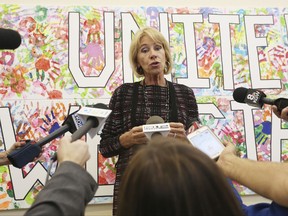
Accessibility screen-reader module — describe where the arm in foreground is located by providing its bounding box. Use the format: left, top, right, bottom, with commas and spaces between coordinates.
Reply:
24, 137, 98, 216
217, 142, 288, 208
272, 105, 288, 121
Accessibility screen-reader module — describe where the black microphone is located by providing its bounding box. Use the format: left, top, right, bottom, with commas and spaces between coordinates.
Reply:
0, 28, 21, 50
233, 87, 288, 111
143, 116, 170, 139
7, 110, 82, 168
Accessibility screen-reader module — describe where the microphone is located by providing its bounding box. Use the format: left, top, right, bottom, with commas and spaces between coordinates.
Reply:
233, 87, 288, 112
143, 116, 170, 139
70, 103, 111, 141
7, 110, 82, 168
8, 103, 112, 168
0, 28, 21, 50
51, 103, 111, 162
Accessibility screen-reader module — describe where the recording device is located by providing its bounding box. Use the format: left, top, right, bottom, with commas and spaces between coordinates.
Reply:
8, 103, 111, 168
143, 116, 170, 139
233, 87, 288, 112
187, 126, 225, 159
0, 28, 21, 50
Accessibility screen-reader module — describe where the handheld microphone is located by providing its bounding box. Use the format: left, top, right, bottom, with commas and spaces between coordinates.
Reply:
73, 103, 111, 139
8, 103, 112, 168
7, 110, 82, 168
233, 87, 288, 112
0, 28, 21, 50
143, 116, 170, 139
51, 103, 111, 161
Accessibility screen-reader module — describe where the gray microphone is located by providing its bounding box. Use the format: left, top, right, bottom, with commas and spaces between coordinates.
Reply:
146, 115, 165, 124
52, 103, 112, 161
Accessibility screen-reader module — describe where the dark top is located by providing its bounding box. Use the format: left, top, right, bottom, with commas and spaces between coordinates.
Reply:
99, 80, 199, 216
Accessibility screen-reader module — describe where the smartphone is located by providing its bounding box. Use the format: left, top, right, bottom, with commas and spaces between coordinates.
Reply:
187, 126, 225, 159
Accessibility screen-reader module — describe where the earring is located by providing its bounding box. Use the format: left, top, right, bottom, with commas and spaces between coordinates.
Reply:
137, 66, 143, 74
164, 61, 170, 73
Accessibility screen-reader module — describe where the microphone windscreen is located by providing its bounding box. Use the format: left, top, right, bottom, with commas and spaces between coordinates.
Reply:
233, 87, 248, 103
85, 103, 109, 128
146, 115, 164, 124
0, 28, 21, 50
89, 103, 109, 109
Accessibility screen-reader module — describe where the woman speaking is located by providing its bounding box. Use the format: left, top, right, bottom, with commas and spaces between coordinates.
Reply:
99, 26, 199, 216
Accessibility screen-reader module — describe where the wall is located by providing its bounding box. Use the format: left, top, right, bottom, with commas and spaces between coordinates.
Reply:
0, 0, 286, 215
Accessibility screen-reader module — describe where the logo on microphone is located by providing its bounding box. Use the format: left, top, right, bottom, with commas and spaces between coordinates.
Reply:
143, 124, 170, 131
247, 91, 260, 103
244, 89, 264, 108
78, 107, 111, 118
143, 123, 171, 139
72, 114, 84, 129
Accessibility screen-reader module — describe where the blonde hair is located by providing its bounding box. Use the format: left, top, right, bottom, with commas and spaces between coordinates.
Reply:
129, 27, 172, 78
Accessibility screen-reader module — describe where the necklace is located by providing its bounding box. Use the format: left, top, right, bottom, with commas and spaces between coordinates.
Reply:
142, 79, 170, 122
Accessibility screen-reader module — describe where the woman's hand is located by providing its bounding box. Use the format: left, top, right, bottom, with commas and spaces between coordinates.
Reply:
119, 126, 149, 148
168, 122, 186, 140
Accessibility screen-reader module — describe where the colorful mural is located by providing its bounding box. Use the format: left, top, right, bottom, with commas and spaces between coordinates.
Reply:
0, 4, 288, 210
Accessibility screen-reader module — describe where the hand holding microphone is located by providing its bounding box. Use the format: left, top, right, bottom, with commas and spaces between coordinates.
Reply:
119, 116, 169, 148
233, 87, 288, 112
119, 126, 148, 148
143, 116, 186, 139
8, 103, 111, 168
272, 105, 288, 121
168, 122, 186, 139
7, 109, 81, 168
143, 116, 171, 139
120, 115, 187, 148
57, 136, 90, 167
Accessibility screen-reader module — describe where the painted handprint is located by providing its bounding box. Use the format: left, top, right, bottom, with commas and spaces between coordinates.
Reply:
40, 110, 61, 135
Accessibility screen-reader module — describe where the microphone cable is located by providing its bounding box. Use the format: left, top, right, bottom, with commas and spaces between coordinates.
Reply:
45, 152, 58, 185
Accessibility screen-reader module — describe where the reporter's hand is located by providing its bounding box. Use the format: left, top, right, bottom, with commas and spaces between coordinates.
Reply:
217, 141, 237, 176
0, 141, 27, 165
57, 136, 90, 167
272, 105, 288, 121
119, 126, 148, 148
6, 141, 26, 156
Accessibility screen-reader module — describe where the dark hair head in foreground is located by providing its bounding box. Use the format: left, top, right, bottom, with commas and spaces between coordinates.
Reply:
117, 137, 244, 216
